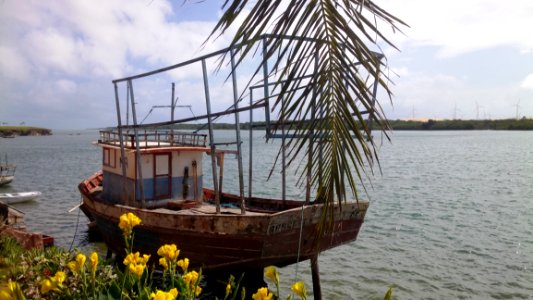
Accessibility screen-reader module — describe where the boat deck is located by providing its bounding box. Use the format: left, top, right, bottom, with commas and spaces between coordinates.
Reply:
151, 204, 269, 216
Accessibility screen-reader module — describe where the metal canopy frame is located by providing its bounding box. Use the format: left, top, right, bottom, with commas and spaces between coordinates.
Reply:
110, 34, 383, 213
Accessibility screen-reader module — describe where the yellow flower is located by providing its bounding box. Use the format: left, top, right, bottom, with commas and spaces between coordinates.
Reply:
182, 270, 199, 286
252, 287, 273, 300
90, 252, 99, 272
264, 266, 279, 284
123, 252, 150, 277
53, 271, 66, 285
159, 257, 169, 270
177, 258, 189, 272
40, 270, 66, 295
76, 253, 86, 267
225, 283, 232, 296
195, 286, 202, 297
7, 281, 19, 294
157, 244, 180, 262
67, 261, 78, 273
291, 281, 307, 299
149, 288, 178, 300
119, 212, 141, 236
141, 254, 151, 264
0, 280, 21, 300
40, 279, 54, 295
123, 252, 139, 266
129, 263, 146, 277
6, 282, 15, 292
68, 253, 86, 274
169, 288, 178, 298
0, 289, 12, 300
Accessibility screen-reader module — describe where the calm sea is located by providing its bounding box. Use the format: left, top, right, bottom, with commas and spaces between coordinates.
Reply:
1, 130, 532, 299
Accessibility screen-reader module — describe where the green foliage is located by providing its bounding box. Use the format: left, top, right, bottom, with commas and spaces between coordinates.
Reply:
383, 287, 393, 300
1, 235, 395, 299
0, 126, 52, 136
384, 118, 533, 130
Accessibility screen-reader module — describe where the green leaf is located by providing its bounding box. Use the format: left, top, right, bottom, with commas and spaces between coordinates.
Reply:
384, 287, 393, 300
209, 0, 407, 233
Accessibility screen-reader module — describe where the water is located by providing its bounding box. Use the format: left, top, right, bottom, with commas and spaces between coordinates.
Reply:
1, 130, 532, 299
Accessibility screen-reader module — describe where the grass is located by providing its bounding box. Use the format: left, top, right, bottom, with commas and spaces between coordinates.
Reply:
0, 126, 52, 136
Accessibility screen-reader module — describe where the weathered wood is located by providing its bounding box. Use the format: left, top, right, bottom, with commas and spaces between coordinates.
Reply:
79, 177, 368, 271
311, 255, 322, 300
218, 153, 225, 198
1, 227, 53, 249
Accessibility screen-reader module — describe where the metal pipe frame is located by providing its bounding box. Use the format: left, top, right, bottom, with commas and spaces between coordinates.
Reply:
202, 59, 220, 213
230, 49, 246, 214
128, 80, 146, 208
113, 83, 130, 206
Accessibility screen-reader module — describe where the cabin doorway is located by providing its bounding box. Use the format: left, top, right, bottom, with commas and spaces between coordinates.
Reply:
153, 153, 171, 199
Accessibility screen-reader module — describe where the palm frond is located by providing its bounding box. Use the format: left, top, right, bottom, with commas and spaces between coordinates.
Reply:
209, 0, 406, 220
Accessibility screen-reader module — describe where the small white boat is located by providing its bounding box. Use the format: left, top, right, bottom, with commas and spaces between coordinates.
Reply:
0, 191, 41, 204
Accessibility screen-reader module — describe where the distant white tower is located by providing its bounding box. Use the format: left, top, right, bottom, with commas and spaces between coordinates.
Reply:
515, 99, 521, 119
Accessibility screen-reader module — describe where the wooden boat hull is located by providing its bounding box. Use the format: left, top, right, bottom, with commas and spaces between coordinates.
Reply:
79, 174, 368, 271
0, 162, 16, 186
0, 176, 14, 186
0, 202, 54, 249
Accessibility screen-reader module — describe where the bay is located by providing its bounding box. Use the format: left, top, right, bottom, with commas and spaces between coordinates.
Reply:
1, 130, 532, 299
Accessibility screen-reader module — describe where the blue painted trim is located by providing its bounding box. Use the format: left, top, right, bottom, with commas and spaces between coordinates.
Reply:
103, 171, 203, 203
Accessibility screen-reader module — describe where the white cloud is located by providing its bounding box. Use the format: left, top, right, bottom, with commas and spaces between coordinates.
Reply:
520, 74, 533, 90
24, 28, 84, 75
0, 0, 227, 81
379, 0, 533, 57
0, 46, 31, 80
56, 79, 77, 94
1, 0, 531, 128
0, 0, 238, 128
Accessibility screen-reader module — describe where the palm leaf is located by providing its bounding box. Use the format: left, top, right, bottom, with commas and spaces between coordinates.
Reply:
209, 1, 406, 224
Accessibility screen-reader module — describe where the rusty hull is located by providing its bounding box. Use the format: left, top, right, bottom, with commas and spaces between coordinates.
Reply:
79, 179, 368, 271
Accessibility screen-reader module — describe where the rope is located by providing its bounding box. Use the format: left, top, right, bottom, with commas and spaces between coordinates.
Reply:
294, 203, 306, 281
68, 199, 83, 252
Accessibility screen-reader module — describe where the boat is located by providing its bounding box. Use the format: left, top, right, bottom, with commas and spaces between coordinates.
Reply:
0, 191, 41, 204
79, 34, 381, 273
0, 170, 15, 186
0, 155, 16, 186
0, 201, 54, 249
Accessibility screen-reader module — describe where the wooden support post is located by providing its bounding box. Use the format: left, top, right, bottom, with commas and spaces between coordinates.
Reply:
311, 255, 322, 300
218, 153, 225, 198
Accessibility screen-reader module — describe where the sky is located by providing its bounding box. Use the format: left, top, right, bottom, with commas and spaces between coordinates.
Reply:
1, 0, 533, 129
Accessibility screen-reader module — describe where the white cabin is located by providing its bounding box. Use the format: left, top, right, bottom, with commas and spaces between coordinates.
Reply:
97, 130, 208, 207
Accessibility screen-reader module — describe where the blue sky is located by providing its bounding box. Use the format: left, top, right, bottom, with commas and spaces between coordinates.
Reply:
1, 0, 532, 129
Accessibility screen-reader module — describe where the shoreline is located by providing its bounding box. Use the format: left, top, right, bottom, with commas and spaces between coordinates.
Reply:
0, 126, 52, 137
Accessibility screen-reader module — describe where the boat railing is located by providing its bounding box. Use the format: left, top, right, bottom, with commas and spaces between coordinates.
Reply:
0, 164, 16, 176
108, 34, 383, 212
98, 129, 207, 149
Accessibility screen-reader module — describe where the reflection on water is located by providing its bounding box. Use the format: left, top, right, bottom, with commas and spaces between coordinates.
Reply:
1, 130, 532, 298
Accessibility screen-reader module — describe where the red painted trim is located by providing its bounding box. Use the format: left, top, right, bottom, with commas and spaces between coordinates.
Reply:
142, 147, 210, 154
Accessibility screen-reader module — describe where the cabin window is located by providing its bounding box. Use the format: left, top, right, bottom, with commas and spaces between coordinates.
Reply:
103, 148, 116, 168
153, 153, 171, 199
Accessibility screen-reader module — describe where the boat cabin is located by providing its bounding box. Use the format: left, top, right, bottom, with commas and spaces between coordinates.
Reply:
97, 129, 208, 208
